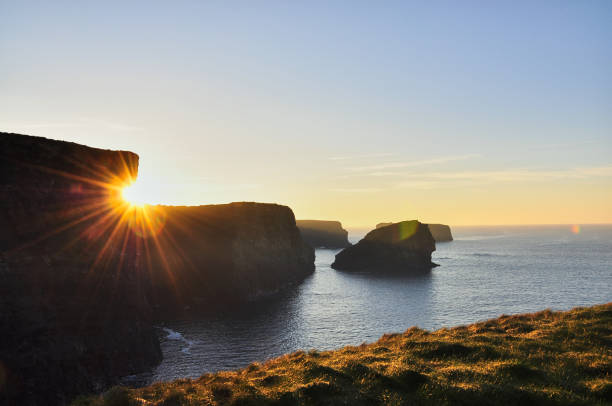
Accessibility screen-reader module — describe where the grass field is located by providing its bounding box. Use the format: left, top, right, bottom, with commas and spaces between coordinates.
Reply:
74, 303, 612, 405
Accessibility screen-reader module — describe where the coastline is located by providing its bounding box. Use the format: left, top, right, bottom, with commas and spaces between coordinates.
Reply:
76, 302, 612, 405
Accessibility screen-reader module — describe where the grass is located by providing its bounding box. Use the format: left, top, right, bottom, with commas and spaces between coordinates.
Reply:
74, 303, 612, 405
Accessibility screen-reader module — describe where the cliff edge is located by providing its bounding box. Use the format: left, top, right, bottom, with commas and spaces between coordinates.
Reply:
332, 220, 436, 272
296, 220, 351, 249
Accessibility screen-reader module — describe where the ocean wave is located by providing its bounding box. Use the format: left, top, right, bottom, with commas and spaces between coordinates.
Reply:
162, 327, 184, 341
471, 253, 508, 257
161, 327, 197, 354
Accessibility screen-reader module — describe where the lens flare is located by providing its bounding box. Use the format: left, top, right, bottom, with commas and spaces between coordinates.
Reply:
398, 220, 419, 241
125, 205, 167, 238
571, 224, 580, 234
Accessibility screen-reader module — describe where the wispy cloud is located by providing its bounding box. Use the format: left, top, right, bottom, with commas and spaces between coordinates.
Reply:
330, 187, 383, 193
224, 183, 262, 190
528, 140, 598, 151
346, 154, 480, 172
329, 152, 396, 161
391, 165, 612, 189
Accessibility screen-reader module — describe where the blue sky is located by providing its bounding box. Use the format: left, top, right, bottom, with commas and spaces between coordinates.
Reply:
1, 1, 611, 225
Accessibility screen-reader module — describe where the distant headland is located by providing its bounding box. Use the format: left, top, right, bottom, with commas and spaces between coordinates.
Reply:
296, 220, 351, 249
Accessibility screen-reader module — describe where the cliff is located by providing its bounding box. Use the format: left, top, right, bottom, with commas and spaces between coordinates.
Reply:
296, 220, 351, 249
332, 220, 436, 272
81, 303, 612, 405
145, 203, 314, 316
427, 223, 453, 242
377, 222, 453, 242
0, 132, 314, 405
0, 132, 161, 406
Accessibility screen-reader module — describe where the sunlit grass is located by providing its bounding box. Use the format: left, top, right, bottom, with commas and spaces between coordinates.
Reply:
73, 303, 612, 405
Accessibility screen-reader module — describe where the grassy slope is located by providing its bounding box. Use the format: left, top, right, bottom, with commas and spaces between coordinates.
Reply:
75, 303, 612, 406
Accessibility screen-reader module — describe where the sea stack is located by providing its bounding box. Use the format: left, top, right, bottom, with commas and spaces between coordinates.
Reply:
377, 222, 453, 242
296, 220, 351, 248
332, 220, 436, 272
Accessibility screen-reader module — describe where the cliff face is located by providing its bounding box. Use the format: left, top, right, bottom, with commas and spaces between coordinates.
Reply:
427, 224, 453, 242
377, 222, 453, 242
296, 220, 351, 249
332, 220, 436, 272
0, 132, 315, 405
0, 132, 161, 406
144, 203, 314, 316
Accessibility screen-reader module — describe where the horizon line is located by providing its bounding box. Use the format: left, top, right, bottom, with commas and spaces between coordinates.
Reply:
344, 222, 612, 229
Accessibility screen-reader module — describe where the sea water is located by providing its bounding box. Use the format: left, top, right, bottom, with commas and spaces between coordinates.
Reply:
126, 225, 612, 385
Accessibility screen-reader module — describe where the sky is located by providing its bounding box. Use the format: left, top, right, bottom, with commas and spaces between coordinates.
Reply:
1, 1, 611, 227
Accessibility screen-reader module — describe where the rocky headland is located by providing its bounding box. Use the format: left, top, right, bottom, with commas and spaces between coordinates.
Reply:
0, 132, 314, 405
296, 220, 351, 249
333, 220, 436, 272
377, 222, 453, 242
146, 203, 314, 317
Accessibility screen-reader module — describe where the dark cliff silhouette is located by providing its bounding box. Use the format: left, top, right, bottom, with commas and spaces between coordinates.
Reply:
0, 132, 160, 406
296, 220, 351, 249
0, 132, 314, 405
145, 203, 314, 317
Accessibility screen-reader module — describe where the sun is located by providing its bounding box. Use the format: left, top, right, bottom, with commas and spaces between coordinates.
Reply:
121, 183, 147, 207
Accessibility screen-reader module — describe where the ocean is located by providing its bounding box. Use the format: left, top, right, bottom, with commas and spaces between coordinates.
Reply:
125, 224, 612, 385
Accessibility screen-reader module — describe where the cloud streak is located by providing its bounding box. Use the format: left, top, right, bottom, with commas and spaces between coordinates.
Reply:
329, 152, 396, 161
331, 165, 612, 193
392, 165, 612, 189
346, 154, 481, 172
330, 187, 383, 193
